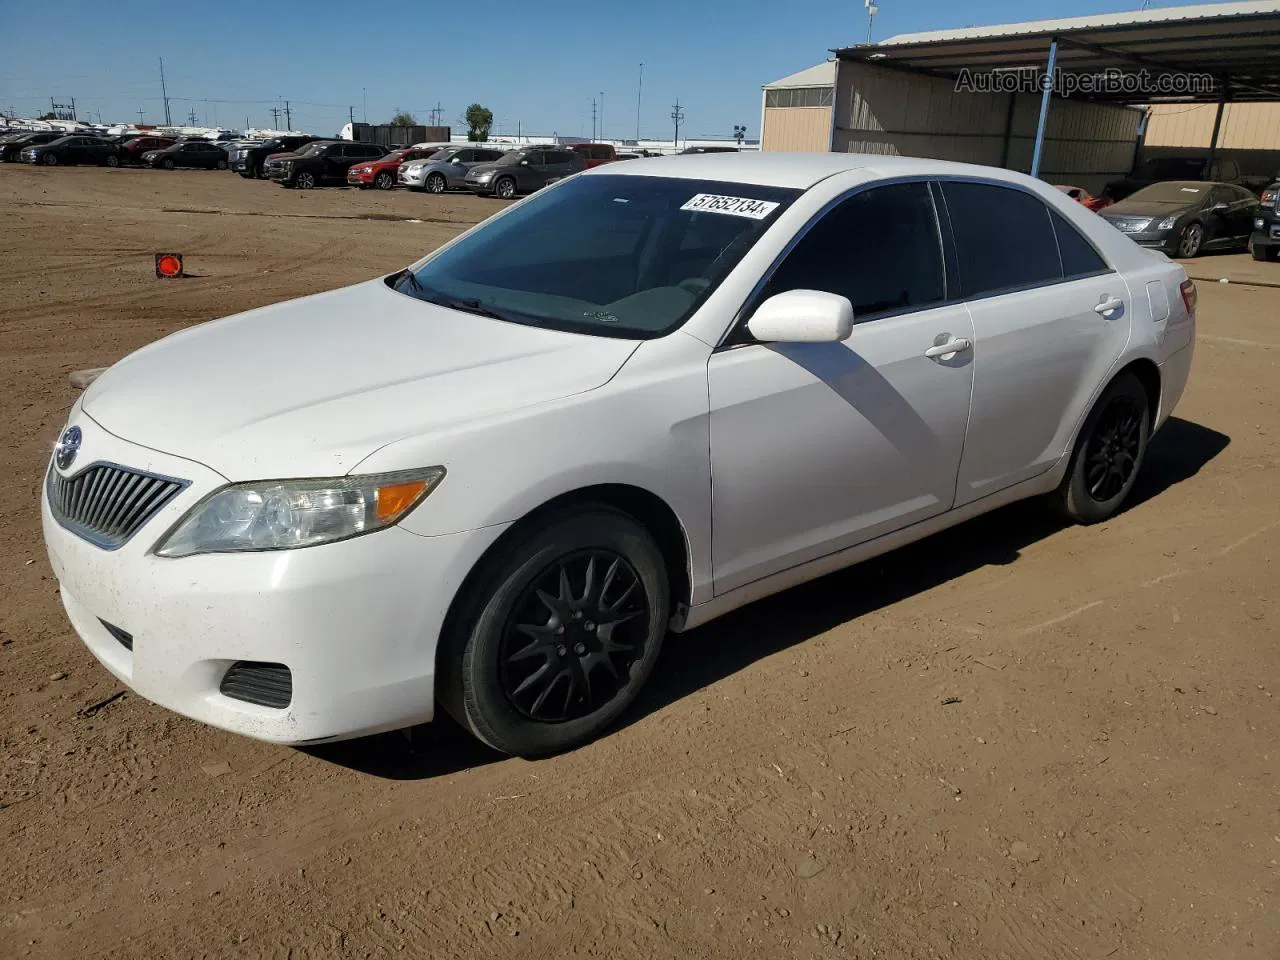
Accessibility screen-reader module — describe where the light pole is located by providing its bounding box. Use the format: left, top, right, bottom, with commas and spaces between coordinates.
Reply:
671, 100, 684, 152
599, 90, 604, 141
636, 63, 643, 142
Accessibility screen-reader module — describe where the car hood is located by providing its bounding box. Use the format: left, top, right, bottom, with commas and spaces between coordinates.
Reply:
1102, 198, 1198, 219
81, 279, 640, 480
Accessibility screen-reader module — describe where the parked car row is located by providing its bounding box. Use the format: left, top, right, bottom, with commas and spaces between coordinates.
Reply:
0, 130, 232, 169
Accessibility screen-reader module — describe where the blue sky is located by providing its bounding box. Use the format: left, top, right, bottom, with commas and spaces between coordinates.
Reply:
0, 1, 1221, 138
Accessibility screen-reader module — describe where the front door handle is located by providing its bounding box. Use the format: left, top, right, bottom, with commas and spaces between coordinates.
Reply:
924, 337, 973, 360
1095, 296, 1124, 316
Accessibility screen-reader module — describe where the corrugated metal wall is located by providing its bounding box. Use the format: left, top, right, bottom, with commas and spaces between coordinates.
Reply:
826, 61, 1142, 194
761, 106, 830, 152
1143, 103, 1280, 178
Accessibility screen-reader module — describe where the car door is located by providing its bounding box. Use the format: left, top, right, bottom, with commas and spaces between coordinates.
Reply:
1226, 185, 1259, 240
707, 180, 976, 594
941, 180, 1131, 507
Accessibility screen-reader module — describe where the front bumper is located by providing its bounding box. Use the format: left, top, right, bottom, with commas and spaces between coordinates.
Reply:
465, 179, 495, 195
1251, 224, 1280, 249
347, 170, 376, 186
41, 412, 508, 744
399, 168, 427, 187
1123, 230, 1178, 254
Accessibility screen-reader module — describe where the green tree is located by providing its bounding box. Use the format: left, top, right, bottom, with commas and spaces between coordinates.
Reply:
39, 111, 58, 121
389, 112, 418, 127
464, 104, 493, 142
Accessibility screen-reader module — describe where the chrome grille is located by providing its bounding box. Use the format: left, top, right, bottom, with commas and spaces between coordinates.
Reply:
47, 462, 187, 550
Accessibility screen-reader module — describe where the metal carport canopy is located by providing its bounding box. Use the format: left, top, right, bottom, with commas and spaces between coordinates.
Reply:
833, 1, 1280, 176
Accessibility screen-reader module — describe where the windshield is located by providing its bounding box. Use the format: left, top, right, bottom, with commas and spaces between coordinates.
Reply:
1127, 181, 1207, 204
495, 150, 526, 165
294, 142, 327, 156
393, 174, 799, 339
433, 147, 460, 162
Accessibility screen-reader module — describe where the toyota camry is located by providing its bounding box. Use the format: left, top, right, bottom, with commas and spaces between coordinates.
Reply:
42, 153, 1196, 756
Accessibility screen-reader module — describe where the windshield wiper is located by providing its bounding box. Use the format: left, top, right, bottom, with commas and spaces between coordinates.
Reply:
393, 272, 528, 324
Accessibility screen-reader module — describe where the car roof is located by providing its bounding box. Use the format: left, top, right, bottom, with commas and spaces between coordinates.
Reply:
582, 152, 1054, 191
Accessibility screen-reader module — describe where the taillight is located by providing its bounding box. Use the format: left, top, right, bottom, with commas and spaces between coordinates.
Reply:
1179, 278, 1197, 315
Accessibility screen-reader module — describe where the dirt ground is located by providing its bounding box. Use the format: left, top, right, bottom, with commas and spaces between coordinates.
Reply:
1, 166, 1277, 960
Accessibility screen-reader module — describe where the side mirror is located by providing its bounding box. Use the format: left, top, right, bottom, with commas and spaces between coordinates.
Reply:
747, 290, 854, 344
520, 158, 530, 166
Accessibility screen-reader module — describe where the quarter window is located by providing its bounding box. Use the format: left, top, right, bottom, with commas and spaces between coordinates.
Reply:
942, 182, 1063, 297
1049, 210, 1108, 278
762, 181, 946, 319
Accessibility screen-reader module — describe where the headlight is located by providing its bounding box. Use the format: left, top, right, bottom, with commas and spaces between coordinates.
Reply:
473, 171, 493, 182
357, 165, 372, 173
154, 467, 445, 557
1156, 216, 1178, 231
1257, 218, 1267, 229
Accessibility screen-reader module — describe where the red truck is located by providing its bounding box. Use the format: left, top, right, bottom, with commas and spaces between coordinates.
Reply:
569, 143, 616, 169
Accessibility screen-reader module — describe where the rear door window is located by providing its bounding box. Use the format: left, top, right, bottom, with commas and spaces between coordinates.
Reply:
942, 181, 1063, 298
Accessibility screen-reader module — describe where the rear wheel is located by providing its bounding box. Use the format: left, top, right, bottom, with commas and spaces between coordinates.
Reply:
1052, 373, 1151, 524
494, 176, 517, 200
216, 159, 228, 170
375, 170, 394, 190
1177, 221, 1204, 258
255, 163, 268, 180
440, 506, 669, 757
426, 172, 447, 194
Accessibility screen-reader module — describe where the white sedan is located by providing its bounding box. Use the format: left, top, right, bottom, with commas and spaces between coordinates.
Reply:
42, 153, 1196, 756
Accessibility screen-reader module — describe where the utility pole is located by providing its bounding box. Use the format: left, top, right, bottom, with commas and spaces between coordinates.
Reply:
636, 63, 643, 141
270, 106, 280, 128
284, 100, 292, 131
349, 105, 355, 126
137, 108, 145, 125
599, 91, 605, 141
865, 0, 879, 45
671, 99, 684, 152
591, 97, 597, 141
159, 58, 172, 126
362, 88, 367, 122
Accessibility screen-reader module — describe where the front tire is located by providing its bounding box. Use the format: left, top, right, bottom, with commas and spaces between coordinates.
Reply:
105, 155, 120, 168
216, 159, 228, 170
161, 157, 175, 170
493, 176, 517, 200
1177, 221, 1205, 258
426, 172, 447, 194
42, 153, 58, 166
1052, 373, 1151, 524
441, 506, 669, 757
1251, 242, 1277, 262
375, 171, 394, 190
295, 171, 316, 190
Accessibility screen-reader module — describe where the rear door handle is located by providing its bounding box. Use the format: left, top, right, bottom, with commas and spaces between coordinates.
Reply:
924, 337, 973, 359
1095, 296, 1124, 315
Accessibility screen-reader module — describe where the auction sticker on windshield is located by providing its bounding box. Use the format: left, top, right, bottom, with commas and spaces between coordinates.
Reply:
680, 194, 780, 219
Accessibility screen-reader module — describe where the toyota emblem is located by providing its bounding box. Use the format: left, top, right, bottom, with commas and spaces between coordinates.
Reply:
54, 425, 82, 471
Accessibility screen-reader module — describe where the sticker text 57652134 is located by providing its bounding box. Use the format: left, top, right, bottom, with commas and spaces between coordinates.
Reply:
680, 194, 781, 220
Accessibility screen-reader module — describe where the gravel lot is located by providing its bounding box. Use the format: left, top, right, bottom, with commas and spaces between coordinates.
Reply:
2, 165, 1277, 960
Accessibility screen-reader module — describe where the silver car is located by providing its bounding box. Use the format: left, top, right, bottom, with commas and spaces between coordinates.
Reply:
398, 146, 506, 192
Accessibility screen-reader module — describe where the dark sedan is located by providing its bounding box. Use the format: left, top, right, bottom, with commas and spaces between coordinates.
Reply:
19, 135, 123, 167
1099, 181, 1258, 258
142, 141, 229, 170
0, 131, 66, 162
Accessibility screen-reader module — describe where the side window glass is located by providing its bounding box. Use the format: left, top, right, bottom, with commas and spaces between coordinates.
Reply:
942, 182, 1063, 297
1050, 209, 1108, 278
763, 181, 946, 319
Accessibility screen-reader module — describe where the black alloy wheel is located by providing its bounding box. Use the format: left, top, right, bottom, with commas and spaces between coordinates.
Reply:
375, 170, 394, 190
1052, 372, 1150, 524
440, 505, 669, 757
1082, 396, 1143, 502
499, 550, 650, 723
